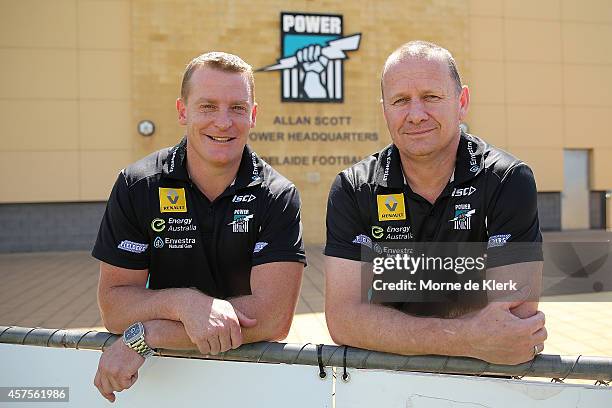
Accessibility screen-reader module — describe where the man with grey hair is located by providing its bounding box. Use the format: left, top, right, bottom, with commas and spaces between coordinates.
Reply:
324, 41, 546, 365
92, 51, 305, 401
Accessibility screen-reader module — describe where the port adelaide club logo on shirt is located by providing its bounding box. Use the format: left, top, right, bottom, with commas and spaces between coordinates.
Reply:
258, 12, 361, 103
229, 209, 253, 233
450, 204, 476, 230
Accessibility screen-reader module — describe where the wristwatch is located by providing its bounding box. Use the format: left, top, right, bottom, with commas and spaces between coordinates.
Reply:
123, 322, 156, 358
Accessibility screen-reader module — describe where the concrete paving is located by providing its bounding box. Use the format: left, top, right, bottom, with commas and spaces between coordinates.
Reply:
1, 236, 611, 359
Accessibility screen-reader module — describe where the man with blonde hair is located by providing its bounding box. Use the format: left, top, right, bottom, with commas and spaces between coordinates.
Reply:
92, 52, 305, 401
325, 41, 546, 365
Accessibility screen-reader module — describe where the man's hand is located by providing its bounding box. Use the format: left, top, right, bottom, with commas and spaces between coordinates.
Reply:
94, 340, 144, 403
178, 290, 257, 355
296, 44, 329, 98
297, 44, 329, 74
461, 299, 547, 365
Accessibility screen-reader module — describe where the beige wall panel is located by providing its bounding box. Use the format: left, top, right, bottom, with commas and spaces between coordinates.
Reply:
80, 101, 132, 150
507, 105, 564, 148
561, 0, 612, 23
506, 63, 563, 105
564, 65, 612, 107
0, 0, 76, 48
78, 0, 131, 50
591, 149, 612, 191
504, 20, 561, 62
470, 17, 503, 60
469, 0, 503, 16
465, 104, 506, 148
0, 49, 77, 99
79, 150, 131, 200
504, 148, 563, 191
563, 23, 612, 64
565, 107, 612, 148
0, 151, 79, 203
469, 61, 505, 103
79, 50, 131, 99
504, 0, 561, 19
0, 100, 78, 151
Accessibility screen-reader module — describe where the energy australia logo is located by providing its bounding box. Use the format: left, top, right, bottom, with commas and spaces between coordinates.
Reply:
259, 12, 361, 103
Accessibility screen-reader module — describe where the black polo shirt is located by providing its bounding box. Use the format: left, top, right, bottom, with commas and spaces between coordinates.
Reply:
93, 138, 306, 299
325, 132, 543, 267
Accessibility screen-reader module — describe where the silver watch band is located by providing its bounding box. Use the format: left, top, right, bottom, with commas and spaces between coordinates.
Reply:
129, 337, 155, 358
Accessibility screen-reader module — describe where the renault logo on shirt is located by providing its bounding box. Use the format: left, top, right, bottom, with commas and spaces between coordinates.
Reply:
377, 194, 406, 221
159, 188, 187, 213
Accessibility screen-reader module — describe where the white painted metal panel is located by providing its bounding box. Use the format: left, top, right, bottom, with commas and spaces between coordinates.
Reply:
291, 68, 298, 97
0, 344, 332, 408
326, 61, 334, 98
335, 368, 612, 407
334, 60, 341, 99
283, 69, 291, 98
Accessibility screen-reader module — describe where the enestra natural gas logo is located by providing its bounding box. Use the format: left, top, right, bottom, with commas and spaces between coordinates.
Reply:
258, 12, 361, 103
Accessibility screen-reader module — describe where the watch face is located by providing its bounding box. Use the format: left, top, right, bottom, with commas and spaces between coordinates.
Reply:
124, 323, 142, 343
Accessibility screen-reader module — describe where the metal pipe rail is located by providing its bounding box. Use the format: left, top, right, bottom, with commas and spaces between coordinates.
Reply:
1, 325, 611, 382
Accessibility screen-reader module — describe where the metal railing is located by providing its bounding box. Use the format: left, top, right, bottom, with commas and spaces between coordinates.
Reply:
1, 325, 611, 383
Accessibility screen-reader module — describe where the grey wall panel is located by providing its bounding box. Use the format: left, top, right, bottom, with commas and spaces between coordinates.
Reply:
537, 192, 561, 231
590, 191, 607, 230
0, 202, 106, 253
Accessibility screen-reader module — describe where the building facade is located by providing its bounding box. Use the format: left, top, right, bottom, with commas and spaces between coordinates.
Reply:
0, 0, 611, 251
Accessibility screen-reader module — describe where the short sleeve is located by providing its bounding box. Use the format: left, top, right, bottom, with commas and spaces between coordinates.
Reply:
92, 172, 150, 270
251, 185, 306, 266
324, 174, 369, 261
486, 164, 543, 268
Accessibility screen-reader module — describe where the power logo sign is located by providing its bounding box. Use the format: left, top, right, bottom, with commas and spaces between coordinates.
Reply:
377, 194, 406, 221
159, 188, 187, 213
259, 12, 361, 103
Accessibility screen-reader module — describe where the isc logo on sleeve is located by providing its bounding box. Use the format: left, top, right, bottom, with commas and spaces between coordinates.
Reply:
377, 194, 406, 221
159, 188, 187, 213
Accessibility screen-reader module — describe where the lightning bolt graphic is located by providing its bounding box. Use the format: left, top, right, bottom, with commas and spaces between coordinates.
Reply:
228, 214, 254, 226
449, 209, 476, 222
258, 34, 361, 72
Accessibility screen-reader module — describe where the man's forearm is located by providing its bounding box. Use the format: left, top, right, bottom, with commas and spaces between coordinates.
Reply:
115, 296, 284, 352
227, 262, 303, 343
487, 261, 543, 319
328, 302, 468, 357
141, 319, 196, 350
229, 294, 293, 343
98, 286, 197, 333
100, 285, 289, 344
